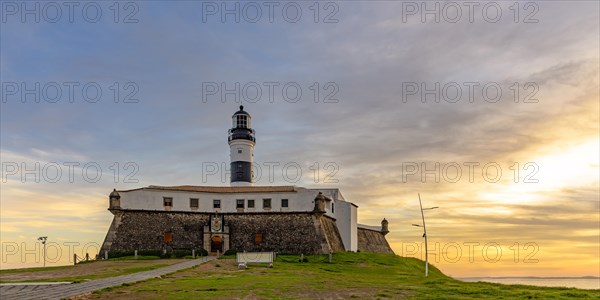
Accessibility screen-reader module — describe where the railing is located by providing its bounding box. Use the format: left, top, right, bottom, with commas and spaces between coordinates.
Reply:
74, 253, 92, 265
228, 129, 256, 142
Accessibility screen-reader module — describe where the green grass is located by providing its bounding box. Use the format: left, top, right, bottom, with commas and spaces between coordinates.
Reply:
0, 265, 73, 274
35, 264, 171, 283
0, 260, 174, 283
88, 252, 600, 299
108, 255, 163, 260
0, 256, 166, 275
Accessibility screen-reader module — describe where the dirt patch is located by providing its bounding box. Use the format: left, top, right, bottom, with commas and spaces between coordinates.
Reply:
197, 259, 239, 271
0, 259, 183, 282
75, 289, 154, 300
167, 259, 240, 279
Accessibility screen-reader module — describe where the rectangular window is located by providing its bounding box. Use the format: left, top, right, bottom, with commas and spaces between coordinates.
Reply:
163, 197, 173, 207
254, 233, 263, 245
213, 200, 221, 209
248, 199, 255, 208
164, 231, 173, 244
263, 198, 271, 209
281, 199, 288, 208
236, 199, 244, 209
190, 198, 199, 208
331, 202, 334, 213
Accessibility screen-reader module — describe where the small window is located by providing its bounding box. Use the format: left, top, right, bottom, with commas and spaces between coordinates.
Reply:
281, 199, 288, 208
238, 149, 242, 154
331, 202, 334, 213
190, 198, 199, 208
254, 233, 263, 244
248, 199, 255, 208
236, 199, 244, 209
263, 198, 271, 209
163, 197, 173, 207
164, 231, 172, 244
213, 200, 221, 209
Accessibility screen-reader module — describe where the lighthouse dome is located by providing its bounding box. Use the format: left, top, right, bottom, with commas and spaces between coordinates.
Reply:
233, 105, 250, 116
231, 105, 252, 129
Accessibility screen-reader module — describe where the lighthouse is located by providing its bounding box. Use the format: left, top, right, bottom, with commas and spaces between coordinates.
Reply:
228, 105, 256, 186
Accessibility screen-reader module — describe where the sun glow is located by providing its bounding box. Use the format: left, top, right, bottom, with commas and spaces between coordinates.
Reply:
479, 138, 599, 204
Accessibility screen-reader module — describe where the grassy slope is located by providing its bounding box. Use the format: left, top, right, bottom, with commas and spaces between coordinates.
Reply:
0, 257, 174, 283
86, 252, 600, 299
0, 265, 73, 274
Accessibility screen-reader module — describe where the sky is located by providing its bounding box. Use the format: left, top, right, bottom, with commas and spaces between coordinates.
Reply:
0, 1, 598, 277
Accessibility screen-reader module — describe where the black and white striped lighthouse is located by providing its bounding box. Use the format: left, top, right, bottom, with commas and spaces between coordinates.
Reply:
228, 106, 256, 186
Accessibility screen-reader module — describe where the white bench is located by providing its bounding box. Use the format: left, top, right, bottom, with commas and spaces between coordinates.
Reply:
236, 252, 274, 269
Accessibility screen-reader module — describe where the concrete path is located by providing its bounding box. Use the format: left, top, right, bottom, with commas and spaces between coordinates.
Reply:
0, 256, 215, 300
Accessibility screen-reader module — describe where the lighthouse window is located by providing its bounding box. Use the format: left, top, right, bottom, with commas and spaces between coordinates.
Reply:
163, 197, 173, 207
247, 199, 255, 208
281, 199, 288, 208
263, 198, 271, 209
236, 115, 248, 128
213, 200, 221, 209
236, 199, 245, 209
238, 149, 242, 154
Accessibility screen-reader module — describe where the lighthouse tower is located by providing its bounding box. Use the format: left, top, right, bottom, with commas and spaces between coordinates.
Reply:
228, 106, 256, 186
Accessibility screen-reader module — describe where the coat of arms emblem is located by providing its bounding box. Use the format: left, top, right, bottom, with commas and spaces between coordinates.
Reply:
211, 214, 222, 232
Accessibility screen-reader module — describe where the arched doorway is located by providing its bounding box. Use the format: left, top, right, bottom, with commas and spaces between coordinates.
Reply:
211, 235, 223, 253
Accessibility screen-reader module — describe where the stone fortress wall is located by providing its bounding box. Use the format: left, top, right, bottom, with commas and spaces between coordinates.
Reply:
101, 210, 348, 254
357, 227, 394, 254
101, 210, 394, 255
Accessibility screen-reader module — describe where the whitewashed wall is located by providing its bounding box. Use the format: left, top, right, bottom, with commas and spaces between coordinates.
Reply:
334, 201, 358, 251
115, 186, 356, 251
118, 187, 342, 215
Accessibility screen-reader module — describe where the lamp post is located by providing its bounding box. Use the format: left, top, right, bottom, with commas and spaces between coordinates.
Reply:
412, 194, 438, 277
37, 236, 47, 267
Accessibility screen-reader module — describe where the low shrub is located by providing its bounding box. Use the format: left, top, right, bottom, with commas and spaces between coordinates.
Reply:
172, 250, 191, 258
138, 250, 164, 257
107, 250, 135, 259
106, 248, 208, 259
223, 249, 238, 256
196, 248, 209, 257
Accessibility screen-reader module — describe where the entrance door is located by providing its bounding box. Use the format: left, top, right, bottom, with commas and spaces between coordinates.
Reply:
210, 236, 223, 253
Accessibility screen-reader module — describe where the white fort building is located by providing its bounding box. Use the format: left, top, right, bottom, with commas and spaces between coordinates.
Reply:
101, 106, 392, 255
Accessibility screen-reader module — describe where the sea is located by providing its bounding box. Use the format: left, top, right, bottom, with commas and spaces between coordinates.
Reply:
458, 277, 600, 290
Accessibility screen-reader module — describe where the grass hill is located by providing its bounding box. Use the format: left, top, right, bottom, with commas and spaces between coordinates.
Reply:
79, 252, 599, 299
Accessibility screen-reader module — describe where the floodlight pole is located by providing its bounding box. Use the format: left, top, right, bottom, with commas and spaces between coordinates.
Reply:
414, 194, 438, 277
38, 236, 47, 267
419, 194, 428, 277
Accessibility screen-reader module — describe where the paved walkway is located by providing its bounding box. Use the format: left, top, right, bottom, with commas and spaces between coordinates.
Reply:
0, 256, 215, 300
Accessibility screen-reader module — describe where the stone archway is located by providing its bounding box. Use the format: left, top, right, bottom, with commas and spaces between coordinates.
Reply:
203, 215, 229, 254
210, 235, 223, 252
